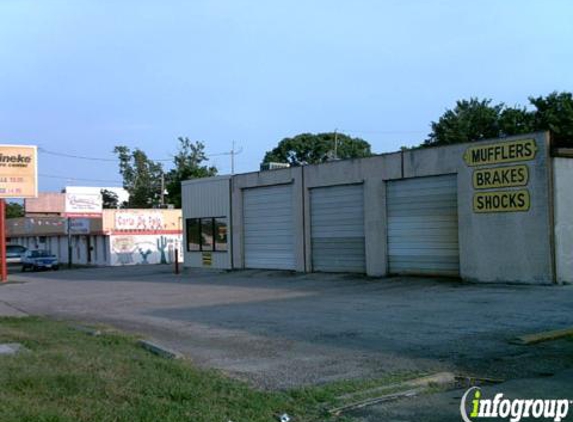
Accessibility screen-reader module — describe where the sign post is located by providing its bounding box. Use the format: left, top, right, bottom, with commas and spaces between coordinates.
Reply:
0, 200, 7, 282
0, 145, 38, 282
67, 217, 73, 269
174, 248, 179, 275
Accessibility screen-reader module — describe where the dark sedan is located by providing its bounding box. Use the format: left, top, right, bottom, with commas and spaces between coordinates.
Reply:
21, 250, 59, 272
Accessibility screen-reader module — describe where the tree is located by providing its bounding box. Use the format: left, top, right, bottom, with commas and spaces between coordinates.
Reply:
113, 146, 164, 208
498, 106, 535, 138
5, 202, 24, 219
529, 91, 573, 148
165, 137, 217, 208
425, 98, 507, 146
101, 189, 120, 209
424, 91, 573, 147
262, 132, 372, 166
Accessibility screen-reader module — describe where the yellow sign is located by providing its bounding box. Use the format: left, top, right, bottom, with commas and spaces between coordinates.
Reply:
0, 145, 38, 198
473, 190, 530, 213
473, 165, 529, 189
463, 139, 537, 167
202, 252, 212, 266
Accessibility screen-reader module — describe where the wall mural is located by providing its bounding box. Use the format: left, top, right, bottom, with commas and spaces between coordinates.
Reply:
110, 234, 183, 266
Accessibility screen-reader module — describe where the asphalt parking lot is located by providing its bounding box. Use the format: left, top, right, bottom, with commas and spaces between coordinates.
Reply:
1, 265, 572, 394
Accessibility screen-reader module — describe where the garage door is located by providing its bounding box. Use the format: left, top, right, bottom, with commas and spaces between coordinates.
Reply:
387, 175, 459, 276
243, 184, 295, 270
310, 184, 365, 273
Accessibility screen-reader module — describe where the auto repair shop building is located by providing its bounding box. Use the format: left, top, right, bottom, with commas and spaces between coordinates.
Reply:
182, 132, 573, 284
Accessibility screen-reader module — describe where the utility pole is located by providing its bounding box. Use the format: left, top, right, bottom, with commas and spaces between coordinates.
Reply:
160, 172, 165, 207
231, 141, 235, 175
67, 216, 73, 269
333, 129, 339, 160
209, 142, 243, 175
229, 142, 243, 175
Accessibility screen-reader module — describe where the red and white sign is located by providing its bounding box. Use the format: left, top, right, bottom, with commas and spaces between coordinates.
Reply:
64, 193, 102, 218
0, 144, 38, 199
114, 210, 164, 231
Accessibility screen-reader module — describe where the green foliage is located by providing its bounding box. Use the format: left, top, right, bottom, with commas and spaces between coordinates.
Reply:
165, 137, 217, 208
424, 91, 573, 147
498, 106, 535, 137
113, 146, 164, 208
529, 91, 573, 147
5, 202, 24, 219
263, 132, 372, 166
113, 139, 216, 209
100, 189, 119, 209
0, 317, 360, 422
425, 98, 508, 146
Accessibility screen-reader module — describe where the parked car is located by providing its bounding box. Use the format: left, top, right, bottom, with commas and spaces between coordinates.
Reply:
21, 250, 59, 271
6, 244, 27, 264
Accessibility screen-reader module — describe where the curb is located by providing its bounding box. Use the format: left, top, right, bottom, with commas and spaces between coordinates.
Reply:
138, 339, 184, 359
510, 326, 573, 345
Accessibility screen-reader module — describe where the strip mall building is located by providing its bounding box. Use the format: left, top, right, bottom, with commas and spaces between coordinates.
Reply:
182, 132, 573, 284
7, 192, 183, 266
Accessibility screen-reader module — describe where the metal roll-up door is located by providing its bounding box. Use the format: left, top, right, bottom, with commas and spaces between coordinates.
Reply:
311, 184, 365, 273
243, 184, 295, 270
387, 174, 459, 276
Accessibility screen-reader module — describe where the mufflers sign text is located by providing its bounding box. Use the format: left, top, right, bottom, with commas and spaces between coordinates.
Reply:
465, 139, 537, 213
463, 138, 537, 166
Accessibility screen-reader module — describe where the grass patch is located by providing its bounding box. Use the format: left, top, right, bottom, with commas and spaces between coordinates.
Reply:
0, 317, 316, 422
0, 317, 419, 422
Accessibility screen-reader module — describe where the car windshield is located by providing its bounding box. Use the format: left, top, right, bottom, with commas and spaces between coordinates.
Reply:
30, 250, 53, 258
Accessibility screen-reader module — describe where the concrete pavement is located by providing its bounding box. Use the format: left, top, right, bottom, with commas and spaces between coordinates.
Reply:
0, 266, 572, 392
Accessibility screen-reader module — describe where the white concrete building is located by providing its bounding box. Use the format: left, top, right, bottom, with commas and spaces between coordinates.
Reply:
182, 132, 573, 285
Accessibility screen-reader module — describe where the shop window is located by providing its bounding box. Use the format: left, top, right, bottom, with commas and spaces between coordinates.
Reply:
214, 218, 228, 252
186, 219, 200, 251
201, 218, 213, 251
186, 217, 227, 252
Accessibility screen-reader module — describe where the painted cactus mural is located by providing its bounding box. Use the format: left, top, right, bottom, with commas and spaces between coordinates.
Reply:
157, 236, 168, 264
110, 234, 182, 266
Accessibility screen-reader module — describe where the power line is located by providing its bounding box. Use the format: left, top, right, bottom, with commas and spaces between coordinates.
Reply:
39, 173, 123, 184
38, 147, 238, 162
38, 147, 171, 162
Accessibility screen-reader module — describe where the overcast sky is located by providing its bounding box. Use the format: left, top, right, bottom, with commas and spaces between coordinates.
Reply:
0, 0, 571, 192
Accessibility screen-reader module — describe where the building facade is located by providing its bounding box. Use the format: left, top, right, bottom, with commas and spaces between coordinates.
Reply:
181, 176, 232, 269
7, 208, 183, 267
183, 132, 571, 284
